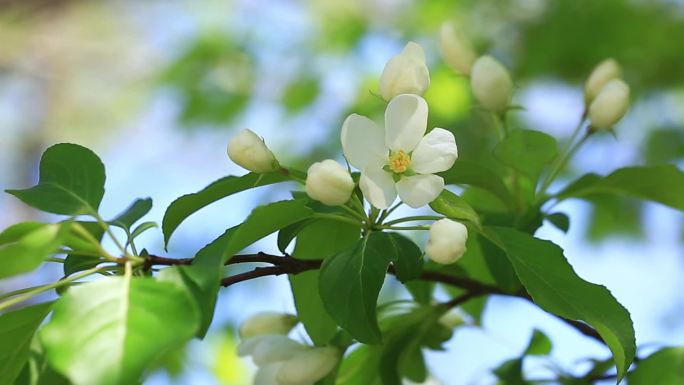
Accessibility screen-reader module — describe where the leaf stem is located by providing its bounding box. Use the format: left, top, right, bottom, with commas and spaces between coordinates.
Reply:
538, 130, 592, 197
383, 216, 443, 226
340, 204, 367, 222
312, 213, 363, 227
378, 202, 403, 222
0, 266, 104, 311
71, 223, 120, 263
376, 225, 430, 231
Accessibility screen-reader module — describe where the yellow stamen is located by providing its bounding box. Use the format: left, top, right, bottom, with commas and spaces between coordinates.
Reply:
388, 150, 411, 174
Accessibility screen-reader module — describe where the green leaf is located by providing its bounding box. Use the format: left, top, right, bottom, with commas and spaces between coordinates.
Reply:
493, 358, 529, 385
13, 338, 70, 385
128, 221, 158, 242
6, 144, 105, 215
289, 219, 360, 345
109, 198, 152, 230
282, 77, 320, 113
524, 329, 552, 356
429, 189, 481, 227
277, 219, 314, 254
62, 222, 104, 276
494, 129, 557, 183
386, 233, 423, 283
162, 171, 301, 246
546, 212, 570, 233
40, 277, 200, 385
556, 165, 684, 212
440, 160, 515, 209
629, 347, 684, 385
319, 232, 396, 343
0, 302, 53, 385
0, 223, 63, 279
213, 200, 314, 263
486, 227, 636, 381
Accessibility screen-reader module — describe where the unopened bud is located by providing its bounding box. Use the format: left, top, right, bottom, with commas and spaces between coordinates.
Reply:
588, 79, 630, 130
238, 312, 297, 339
470, 56, 513, 114
227, 129, 280, 173
584, 59, 621, 105
439, 22, 476, 76
426, 219, 468, 264
305, 159, 355, 206
439, 311, 465, 329
254, 362, 283, 385
379, 42, 430, 101
251, 335, 307, 366
277, 346, 340, 385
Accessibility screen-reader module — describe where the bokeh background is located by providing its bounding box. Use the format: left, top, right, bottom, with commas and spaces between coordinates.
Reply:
1, 0, 683, 384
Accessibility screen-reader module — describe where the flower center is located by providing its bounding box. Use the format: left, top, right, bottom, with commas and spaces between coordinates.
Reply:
388, 150, 411, 174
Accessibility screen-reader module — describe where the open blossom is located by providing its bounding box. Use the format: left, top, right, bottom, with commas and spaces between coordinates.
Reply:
588, 79, 630, 129
305, 159, 355, 206
584, 58, 621, 105
425, 219, 468, 264
227, 129, 280, 173
379, 42, 430, 101
341, 94, 458, 209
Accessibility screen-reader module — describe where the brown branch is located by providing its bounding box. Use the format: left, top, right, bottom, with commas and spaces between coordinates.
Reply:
146, 252, 605, 345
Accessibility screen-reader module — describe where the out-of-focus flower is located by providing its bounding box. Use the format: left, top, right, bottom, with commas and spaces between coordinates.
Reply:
305, 159, 355, 206
470, 56, 513, 114
379, 42, 430, 101
238, 312, 297, 339
277, 346, 340, 385
425, 219, 468, 264
588, 79, 630, 129
584, 59, 621, 105
341, 94, 457, 209
439, 22, 476, 76
227, 129, 280, 173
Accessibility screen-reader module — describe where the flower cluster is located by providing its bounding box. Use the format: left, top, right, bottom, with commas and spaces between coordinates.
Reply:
237, 312, 340, 384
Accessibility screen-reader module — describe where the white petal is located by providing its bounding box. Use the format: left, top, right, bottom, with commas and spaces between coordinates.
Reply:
341, 114, 387, 170
255, 362, 284, 385
378, 42, 430, 101
395, 174, 444, 208
411, 128, 458, 174
252, 335, 307, 366
237, 335, 269, 357
385, 94, 428, 152
359, 166, 397, 209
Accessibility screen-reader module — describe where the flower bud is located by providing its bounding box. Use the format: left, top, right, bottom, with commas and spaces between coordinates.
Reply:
439, 22, 476, 76
470, 56, 513, 114
425, 219, 468, 264
588, 79, 630, 130
227, 129, 280, 173
305, 159, 355, 206
584, 59, 621, 105
254, 362, 283, 385
277, 346, 340, 385
238, 312, 297, 339
251, 335, 307, 366
439, 310, 465, 329
379, 41, 430, 101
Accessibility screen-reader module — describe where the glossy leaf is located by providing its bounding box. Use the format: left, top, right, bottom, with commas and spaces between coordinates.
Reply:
429, 189, 481, 227
440, 160, 515, 209
319, 232, 396, 343
494, 129, 557, 183
109, 198, 152, 230
290, 219, 360, 345
487, 227, 636, 381
628, 347, 684, 385
162, 171, 302, 246
0, 302, 53, 385
557, 165, 684, 212
386, 233, 423, 283
0, 223, 63, 279
6, 144, 105, 215
40, 277, 200, 385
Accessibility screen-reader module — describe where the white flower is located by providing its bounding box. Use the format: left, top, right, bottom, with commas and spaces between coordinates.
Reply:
254, 362, 284, 385
239, 312, 297, 339
470, 56, 513, 114
341, 94, 457, 209
305, 159, 355, 206
588, 79, 630, 129
277, 347, 340, 385
425, 219, 468, 264
584, 59, 621, 105
228, 129, 280, 173
439, 22, 476, 76
379, 42, 430, 101
250, 335, 307, 366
